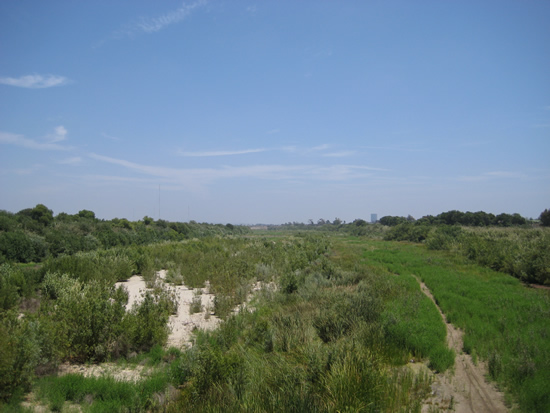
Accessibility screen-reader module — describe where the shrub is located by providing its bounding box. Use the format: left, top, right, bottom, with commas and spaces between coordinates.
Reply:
0, 264, 24, 311
426, 225, 463, 251
42, 272, 129, 361
189, 289, 203, 314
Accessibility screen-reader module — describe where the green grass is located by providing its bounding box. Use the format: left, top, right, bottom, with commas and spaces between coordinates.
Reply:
34, 371, 171, 412
18, 233, 544, 411
353, 238, 550, 412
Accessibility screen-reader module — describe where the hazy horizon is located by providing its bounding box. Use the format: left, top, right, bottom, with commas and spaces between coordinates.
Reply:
1, 1, 549, 224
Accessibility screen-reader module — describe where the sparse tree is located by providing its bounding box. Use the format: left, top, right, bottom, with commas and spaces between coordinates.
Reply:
540, 209, 550, 227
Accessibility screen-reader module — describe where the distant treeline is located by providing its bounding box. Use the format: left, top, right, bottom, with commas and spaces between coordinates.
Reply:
0, 204, 250, 264
273, 209, 546, 230
271, 209, 550, 285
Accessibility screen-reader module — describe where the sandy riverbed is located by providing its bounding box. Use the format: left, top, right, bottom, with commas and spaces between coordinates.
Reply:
115, 270, 222, 348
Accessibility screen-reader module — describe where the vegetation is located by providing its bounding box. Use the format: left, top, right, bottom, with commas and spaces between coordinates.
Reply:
0, 204, 250, 264
357, 240, 550, 412
1, 205, 549, 412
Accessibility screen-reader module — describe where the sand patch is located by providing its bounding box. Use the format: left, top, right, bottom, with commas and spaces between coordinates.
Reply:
115, 270, 222, 348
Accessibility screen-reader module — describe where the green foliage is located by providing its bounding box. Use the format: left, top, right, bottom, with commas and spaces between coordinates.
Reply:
77, 209, 96, 220
361, 240, 550, 412
0, 311, 59, 402
457, 228, 550, 285
1, 204, 252, 265
42, 250, 135, 284
126, 289, 173, 352
42, 272, 129, 361
384, 222, 431, 242
166, 236, 439, 412
0, 231, 46, 263
540, 208, 550, 227
379, 215, 408, 226
0, 264, 26, 311
189, 289, 203, 314
35, 371, 170, 412
425, 225, 463, 251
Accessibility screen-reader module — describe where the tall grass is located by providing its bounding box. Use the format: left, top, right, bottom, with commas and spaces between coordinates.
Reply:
34, 371, 171, 412
8, 234, 453, 411
165, 235, 443, 412
359, 239, 550, 412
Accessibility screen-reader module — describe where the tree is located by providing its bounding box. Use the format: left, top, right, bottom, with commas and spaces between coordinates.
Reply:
78, 209, 96, 220
540, 209, 550, 227
379, 216, 407, 227
30, 204, 54, 226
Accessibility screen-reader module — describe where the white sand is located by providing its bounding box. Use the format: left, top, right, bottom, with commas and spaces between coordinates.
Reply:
115, 270, 222, 348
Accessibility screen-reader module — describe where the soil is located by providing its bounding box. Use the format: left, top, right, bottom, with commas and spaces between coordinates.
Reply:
415, 277, 509, 413
114, 270, 225, 348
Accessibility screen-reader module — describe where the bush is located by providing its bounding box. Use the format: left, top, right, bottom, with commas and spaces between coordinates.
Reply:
426, 225, 463, 251
384, 223, 430, 243
0, 311, 59, 402
42, 272, 129, 361
0, 264, 24, 311
540, 209, 550, 227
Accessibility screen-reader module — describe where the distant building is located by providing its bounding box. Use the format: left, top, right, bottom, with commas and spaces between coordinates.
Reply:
371, 213, 377, 223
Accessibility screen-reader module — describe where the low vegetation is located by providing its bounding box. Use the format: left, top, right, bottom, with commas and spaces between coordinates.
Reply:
358, 240, 550, 412
1, 205, 549, 412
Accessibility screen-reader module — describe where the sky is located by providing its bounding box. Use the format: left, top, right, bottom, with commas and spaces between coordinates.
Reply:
1, 1, 549, 224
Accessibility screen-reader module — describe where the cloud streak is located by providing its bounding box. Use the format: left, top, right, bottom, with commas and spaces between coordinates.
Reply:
118, 0, 206, 37
0, 130, 72, 151
58, 156, 82, 165
457, 171, 527, 182
47, 126, 68, 143
178, 148, 266, 157
0, 74, 70, 89
89, 153, 386, 189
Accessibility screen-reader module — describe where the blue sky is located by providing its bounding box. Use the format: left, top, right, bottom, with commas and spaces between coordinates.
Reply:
1, 1, 549, 224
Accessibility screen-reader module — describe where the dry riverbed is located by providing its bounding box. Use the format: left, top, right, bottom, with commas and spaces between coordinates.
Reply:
115, 270, 223, 348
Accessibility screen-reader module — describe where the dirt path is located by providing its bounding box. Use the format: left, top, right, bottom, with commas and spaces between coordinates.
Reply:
416, 278, 508, 413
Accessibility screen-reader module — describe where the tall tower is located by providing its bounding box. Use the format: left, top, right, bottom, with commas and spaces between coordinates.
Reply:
371, 213, 377, 223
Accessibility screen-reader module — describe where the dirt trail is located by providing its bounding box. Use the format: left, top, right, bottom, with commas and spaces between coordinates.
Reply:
416, 278, 508, 413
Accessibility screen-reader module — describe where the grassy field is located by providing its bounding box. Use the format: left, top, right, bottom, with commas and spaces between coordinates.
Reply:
2, 232, 549, 412
351, 238, 550, 412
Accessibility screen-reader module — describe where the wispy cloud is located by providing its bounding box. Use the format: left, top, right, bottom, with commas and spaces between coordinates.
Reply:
58, 156, 82, 165
0, 74, 70, 89
362, 144, 428, 153
0, 129, 72, 151
322, 151, 356, 158
457, 171, 527, 182
101, 132, 121, 141
117, 0, 206, 37
47, 126, 68, 143
311, 144, 330, 151
89, 153, 386, 189
178, 148, 266, 157
12, 164, 42, 176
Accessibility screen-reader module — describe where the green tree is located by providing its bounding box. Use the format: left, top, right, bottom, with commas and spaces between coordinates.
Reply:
540, 209, 550, 227
30, 204, 54, 226
78, 209, 96, 220
379, 216, 407, 226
